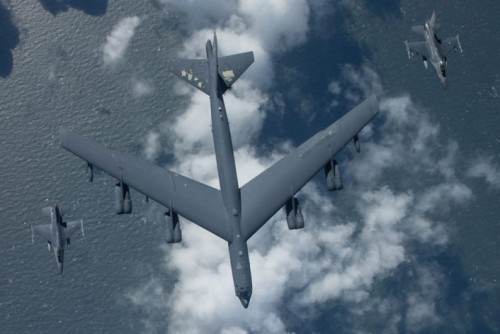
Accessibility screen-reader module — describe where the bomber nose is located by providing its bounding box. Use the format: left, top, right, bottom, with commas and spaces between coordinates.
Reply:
236, 288, 252, 308
239, 297, 250, 308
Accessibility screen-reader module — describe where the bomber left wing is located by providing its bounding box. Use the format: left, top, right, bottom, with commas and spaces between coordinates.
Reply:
60, 130, 232, 242
240, 95, 379, 240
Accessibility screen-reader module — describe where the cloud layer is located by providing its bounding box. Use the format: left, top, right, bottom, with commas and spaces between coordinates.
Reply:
103, 16, 141, 67
126, 2, 474, 333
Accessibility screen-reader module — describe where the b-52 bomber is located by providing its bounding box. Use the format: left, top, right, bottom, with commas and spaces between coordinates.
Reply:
405, 11, 463, 88
60, 32, 379, 308
31, 205, 84, 275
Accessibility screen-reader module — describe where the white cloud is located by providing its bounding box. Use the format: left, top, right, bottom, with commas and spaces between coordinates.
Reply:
126, 3, 474, 333
142, 131, 160, 161
132, 78, 154, 98
103, 17, 141, 67
329, 64, 384, 109
467, 157, 500, 189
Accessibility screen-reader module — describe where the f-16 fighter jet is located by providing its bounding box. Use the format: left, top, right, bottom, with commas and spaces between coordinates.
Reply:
31, 205, 84, 275
61, 32, 379, 308
405, 11, 463, 88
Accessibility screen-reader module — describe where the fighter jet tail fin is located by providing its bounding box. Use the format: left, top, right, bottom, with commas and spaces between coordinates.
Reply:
217, 52, 254, 93
411, 25, 425, 35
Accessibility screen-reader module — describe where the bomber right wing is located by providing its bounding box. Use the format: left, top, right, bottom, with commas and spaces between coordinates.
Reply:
60, 130, 232, 242
240, 96, 379, 240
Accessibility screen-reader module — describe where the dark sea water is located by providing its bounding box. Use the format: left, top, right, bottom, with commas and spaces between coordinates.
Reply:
0, 2, 186, 333
0, 0, 499, 333
344, 1, 500, 329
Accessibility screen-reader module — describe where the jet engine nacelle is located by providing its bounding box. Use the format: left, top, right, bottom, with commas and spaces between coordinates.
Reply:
353, 134, 360, 153
324, 159, 343, 191
87, 163, 94, 182
165, 208, 182, 243
115, 183, 132, 214
285, 197, 304, 230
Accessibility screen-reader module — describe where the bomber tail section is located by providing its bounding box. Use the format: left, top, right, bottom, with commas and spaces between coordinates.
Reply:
167, 52, 254, 95
168, 59, 210, 94
217, 52, 254, 93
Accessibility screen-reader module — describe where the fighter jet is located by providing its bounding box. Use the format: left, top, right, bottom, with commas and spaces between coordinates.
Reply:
60, 32, 379, 308
404, 11, 463, 88
31, 205, 84, 275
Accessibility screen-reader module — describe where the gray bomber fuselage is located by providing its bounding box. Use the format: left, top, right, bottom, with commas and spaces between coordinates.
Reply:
206, 36, 252, 307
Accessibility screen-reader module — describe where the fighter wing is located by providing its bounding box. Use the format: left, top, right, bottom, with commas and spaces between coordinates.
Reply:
60, 130, 232, 242
32, 224, 52, 243
404, 41, 429, 59
63, 220, 84, 239
240, 96, 379, 240
438, 34, 463, 56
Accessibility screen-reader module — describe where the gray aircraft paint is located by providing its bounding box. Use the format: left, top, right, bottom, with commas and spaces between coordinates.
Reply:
405, 11, 463, 88
60, 33, 379, 308
31, 205, 84, 275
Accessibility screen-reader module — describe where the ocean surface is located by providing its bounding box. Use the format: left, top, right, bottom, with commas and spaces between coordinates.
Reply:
0, 0, 499, 333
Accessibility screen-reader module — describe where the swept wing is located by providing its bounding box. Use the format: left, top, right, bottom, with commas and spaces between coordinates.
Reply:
60, 130, 232, 242
405, 41, 429, 59
240, 95, 379, 240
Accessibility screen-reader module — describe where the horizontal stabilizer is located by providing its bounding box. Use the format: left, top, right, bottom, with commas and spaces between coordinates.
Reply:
167, 52, 254, 95
218, 52, 254, 93
63, 219, 84, 239
167, 59, 209, 94
32, 224, 52, 243
42, 207, 52, 217
411, 25, 425, 35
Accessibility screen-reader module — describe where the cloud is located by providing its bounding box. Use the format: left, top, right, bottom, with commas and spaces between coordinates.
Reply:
329, 64, 384, 110
126, 3, 473, 333
132, 78, 154, 98
466, 157, 500, 189
103, 16, 141, 67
